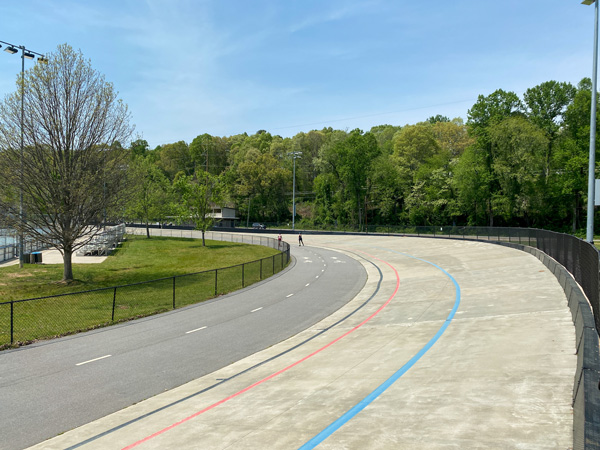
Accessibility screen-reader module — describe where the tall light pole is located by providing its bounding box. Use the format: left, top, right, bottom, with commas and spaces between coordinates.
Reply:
289, 151, 302, 230
0, 40, 48, 266
582, 1, 599, 242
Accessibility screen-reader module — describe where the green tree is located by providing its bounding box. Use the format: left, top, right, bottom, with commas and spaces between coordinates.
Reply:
554, 78, 600, 230
126, 156, 172, 238
524, 81, 576, 180
452, 146, 493, 225
317, 129, 379, 228
157, 141, 193, 180
431, 118, 473, 158
189, 133, 230, 175
233, 150, 289, 223
369, 124, 401, 155
173, 169, 223, 246
466, 89, 524, 225
130, 139, 150, 158
427, 114, 450, 124
467, 89, 524, 144
313, 172, 339, 226
391, 123, 441, 218
369, 154, 404, 224
488, 116, 548, 224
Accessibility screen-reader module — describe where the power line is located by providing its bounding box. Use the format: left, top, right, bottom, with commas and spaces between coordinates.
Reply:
269, 98, 476, 131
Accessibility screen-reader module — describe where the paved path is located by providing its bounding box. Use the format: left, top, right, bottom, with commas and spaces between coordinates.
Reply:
27, 234, 575, 449
0, 247, 107, 267
1, 242, 365, 450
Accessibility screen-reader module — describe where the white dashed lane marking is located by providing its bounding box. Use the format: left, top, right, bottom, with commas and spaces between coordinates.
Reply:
186, 326, 207, 334
76, 355, 112, 366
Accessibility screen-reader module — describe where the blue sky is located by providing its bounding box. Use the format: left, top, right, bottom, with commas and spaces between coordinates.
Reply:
0, 0, 596, 148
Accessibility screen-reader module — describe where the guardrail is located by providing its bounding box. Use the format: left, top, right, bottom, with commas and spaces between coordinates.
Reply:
0, 230, 290, 349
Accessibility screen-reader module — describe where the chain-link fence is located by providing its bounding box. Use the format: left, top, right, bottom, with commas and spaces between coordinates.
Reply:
0, 234, 57, 263
0, 231, 290, 347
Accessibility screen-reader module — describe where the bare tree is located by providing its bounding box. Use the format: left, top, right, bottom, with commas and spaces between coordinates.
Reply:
0, 43, 133, 282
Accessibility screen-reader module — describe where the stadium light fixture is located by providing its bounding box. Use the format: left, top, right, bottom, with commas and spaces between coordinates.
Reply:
1, 39, 48, 267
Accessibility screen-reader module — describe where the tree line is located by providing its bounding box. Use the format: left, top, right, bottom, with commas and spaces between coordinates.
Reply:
0, 43, 597, 282
125, 78, 598, 234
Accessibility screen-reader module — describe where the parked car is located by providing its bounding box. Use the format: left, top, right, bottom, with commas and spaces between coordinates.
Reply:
252, 222, 266, 229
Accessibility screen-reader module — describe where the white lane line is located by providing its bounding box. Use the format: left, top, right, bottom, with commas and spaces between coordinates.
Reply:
286, 293, 294, 298
76, 355, 112, 366
251, 307, 263, 313
306, 283, 310, 287
321, 269, 325, 272
316, 275, 319, 279
186, 326, 207, 334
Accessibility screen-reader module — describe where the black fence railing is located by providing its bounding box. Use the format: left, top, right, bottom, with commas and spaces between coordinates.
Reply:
0, 231, 290, 348
373, 226, 598, 332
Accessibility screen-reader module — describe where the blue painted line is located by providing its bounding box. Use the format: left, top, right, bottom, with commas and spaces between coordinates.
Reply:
298, 250, 461, 450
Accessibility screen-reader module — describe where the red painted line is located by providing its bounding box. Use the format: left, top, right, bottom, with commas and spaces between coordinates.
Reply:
122, 251, 400, 450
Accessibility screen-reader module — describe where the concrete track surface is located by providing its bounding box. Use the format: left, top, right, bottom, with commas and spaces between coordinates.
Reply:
27, 234, 575, 449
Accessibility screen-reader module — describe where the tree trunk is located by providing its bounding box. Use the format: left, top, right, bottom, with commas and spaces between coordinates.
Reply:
145, 221, 150, 238
62, 248, 74, 283
202, 230, 206, 247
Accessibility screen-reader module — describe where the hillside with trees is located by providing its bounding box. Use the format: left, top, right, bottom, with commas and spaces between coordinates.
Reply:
122, 78, 598, 234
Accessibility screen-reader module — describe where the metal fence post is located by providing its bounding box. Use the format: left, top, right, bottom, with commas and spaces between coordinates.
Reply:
272, 255, 275, 274
215, 269, 218, 296
111, 287, 117, 321
10, 300, 14, 345
242, 263, 245, 288
172, 277, 176, 309
260, 259, 263, 280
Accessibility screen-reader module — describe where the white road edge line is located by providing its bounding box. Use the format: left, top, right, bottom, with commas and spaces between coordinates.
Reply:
186, 326, 207, 334
251, 307, 263, 313
306, 283, 310, 287
76, 355, 112, 366
286, 293, 294, 298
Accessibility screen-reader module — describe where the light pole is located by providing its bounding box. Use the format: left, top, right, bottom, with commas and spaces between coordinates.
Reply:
289, 151, 302, 230
0, 40, 47, 266
582, 1, 599, 242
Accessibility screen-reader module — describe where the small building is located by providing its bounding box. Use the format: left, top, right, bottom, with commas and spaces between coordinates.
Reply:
208, 205, 238, 228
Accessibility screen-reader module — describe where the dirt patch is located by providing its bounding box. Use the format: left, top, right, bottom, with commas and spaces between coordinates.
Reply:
4, 272, 32, 279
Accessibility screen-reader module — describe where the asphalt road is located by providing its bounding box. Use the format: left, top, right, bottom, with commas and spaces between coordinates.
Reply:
0, 244, 366, 450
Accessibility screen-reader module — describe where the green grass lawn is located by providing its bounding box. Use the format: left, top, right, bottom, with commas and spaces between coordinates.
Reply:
0, 235, 285, 348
